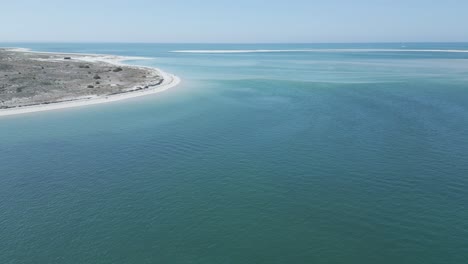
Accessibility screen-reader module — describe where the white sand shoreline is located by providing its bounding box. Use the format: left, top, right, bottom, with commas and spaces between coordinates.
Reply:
0, 48, 181, 117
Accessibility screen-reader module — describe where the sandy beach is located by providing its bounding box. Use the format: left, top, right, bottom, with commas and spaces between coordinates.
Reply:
0, 48, 180, 117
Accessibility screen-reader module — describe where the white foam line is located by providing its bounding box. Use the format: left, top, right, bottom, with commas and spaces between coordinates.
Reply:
0, 48, 181, 117
171, 49, 468, 54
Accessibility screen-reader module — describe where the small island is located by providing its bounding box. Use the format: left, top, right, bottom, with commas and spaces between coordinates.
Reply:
0, 48, 180, 116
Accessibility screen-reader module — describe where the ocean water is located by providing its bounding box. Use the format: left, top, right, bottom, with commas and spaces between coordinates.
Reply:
0, 43, 467, 264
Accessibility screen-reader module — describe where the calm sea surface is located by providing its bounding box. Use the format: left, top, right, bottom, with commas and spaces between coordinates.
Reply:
1, 43, 467, 263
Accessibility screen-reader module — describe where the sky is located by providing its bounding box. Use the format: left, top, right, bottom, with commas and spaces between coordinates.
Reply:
1, 0, 467, 43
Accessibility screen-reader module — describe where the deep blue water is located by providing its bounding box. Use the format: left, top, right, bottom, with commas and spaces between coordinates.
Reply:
1, 43, 468, 264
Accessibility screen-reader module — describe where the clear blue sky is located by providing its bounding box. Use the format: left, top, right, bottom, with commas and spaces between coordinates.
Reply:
2, 0, 467, 43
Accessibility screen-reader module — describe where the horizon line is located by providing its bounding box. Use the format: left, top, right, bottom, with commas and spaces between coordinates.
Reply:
1, 41, 468, 45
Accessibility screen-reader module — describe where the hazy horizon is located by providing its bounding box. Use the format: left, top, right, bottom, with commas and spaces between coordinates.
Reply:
2, 0, 468, 43
2, 41, 468, 44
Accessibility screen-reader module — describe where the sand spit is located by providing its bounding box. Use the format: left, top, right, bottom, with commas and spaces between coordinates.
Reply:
0, 48, 180, 116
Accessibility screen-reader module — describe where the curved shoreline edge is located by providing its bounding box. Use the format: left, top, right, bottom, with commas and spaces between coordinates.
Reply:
0, 48, 181, 117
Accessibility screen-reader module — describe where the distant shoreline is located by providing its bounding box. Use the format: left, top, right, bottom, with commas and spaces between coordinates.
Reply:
0, 48, 181, 117
170, 48, 468, 54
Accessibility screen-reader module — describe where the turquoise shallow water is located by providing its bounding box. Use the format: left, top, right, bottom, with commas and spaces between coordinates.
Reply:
0, 43, 468, 263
